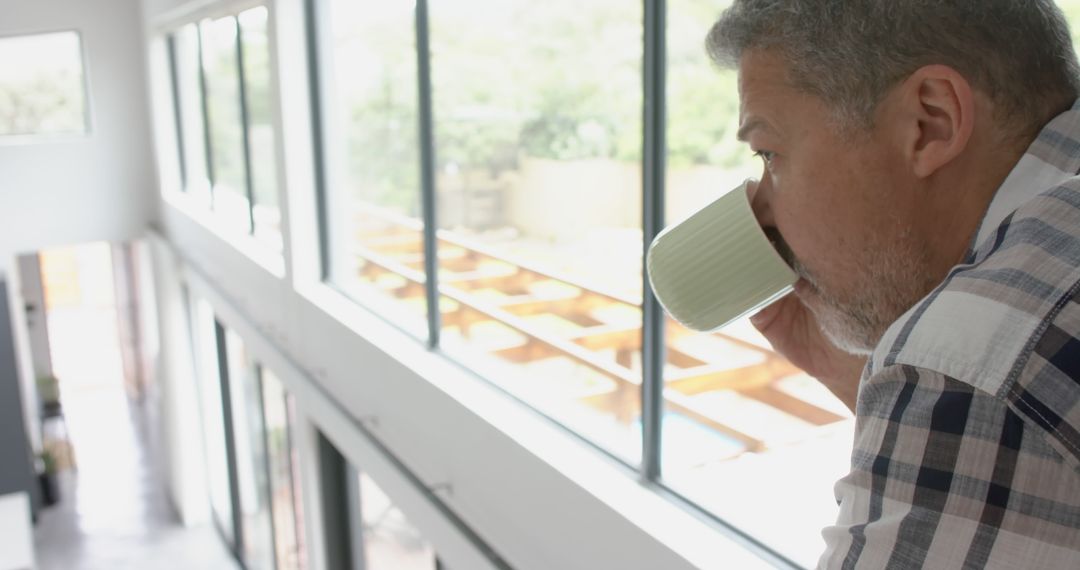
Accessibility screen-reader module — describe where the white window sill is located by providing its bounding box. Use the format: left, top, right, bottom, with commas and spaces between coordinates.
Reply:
162, 189, 285, 279
293, 279, 781, 570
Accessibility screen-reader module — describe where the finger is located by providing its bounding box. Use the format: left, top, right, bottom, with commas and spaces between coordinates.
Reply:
749, 292, 798, 331
750, 298, 782, 330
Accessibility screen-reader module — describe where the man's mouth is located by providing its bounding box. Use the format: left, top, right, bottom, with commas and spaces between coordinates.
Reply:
763, 226, 798, 269
763, 225, 817, 295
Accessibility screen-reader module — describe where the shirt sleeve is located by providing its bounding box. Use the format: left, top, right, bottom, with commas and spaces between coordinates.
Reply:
818, 364, 1080, 570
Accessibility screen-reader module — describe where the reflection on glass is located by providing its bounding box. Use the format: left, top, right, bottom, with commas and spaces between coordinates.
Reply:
192, 300, 234, 545
261, 370, 308, 570
225, 330, 276, 570
239, 6, 283, 250
202, 16, 251, 231
356, 472, 436, 570
174, 24, 211, 203
430, 0, 645, 462
661, 1, 853, 566
319, 0, 426, 334
0, 31, 87, 137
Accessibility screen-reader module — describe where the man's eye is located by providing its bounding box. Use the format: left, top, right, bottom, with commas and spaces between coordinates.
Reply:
754, 150, 776, 164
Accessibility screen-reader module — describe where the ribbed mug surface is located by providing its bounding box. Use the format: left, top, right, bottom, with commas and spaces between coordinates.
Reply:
647, 180, 797, 332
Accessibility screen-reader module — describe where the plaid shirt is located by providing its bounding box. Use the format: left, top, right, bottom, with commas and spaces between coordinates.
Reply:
819, 101, 1080, 569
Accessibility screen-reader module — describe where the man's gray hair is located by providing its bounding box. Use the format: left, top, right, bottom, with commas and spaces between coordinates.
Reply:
708, 0, 1080, 137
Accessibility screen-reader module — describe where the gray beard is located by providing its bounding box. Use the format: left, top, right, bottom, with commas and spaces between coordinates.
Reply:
807, 286, 885, 356
795, 236, 933, 357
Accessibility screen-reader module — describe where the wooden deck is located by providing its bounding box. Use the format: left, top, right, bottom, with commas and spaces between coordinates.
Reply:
351, 207, 848, 454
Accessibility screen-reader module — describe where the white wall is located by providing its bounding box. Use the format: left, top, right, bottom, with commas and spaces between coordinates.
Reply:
147, 237, 209, 526
0, 0, 156, 262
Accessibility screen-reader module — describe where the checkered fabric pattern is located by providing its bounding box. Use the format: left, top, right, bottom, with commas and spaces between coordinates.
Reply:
819, 102, 1080, 569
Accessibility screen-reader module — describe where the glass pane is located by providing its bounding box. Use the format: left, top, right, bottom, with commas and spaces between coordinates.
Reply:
1060, 0, 1080, 45
430, 0, 645, 462
174, 25, 212, 203
286, 396, 309, 570
319, 0, 427, 335
239, 6, 283, 250
260, 370, 307, 570
225, 331, 276, 570
661, 1, 854, 566
0, 31, 87, 137
356, 472, 436, 570
202, 16, 252, 231
192, 301, 234, 545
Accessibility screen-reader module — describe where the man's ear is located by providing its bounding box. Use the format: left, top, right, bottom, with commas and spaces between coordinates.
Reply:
894, 65, 976, 179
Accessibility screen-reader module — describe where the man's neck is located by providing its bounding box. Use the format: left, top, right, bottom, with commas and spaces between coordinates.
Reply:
923, 131, 1033, 276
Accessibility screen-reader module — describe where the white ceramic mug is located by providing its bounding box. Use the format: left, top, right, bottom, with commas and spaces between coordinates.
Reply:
647, 180, 797, 332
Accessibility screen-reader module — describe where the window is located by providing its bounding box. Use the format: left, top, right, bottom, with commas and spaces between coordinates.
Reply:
166, 6, 283, 251
1061, 1, 1080, 45
429, 0, 645, 463
306, 4, 854, 559
193, 309, 310, 570
314, 0, 427, 335
239, 7, 283, 249
161, 3, 1080, 568
352, 471, 438, 570
316, 435, 445, 570
190, 298, 235, 545
657, 1, 855, 565
224, 330, 277, 570
172, 24, 212, 203
202, 15, 251, 230
0, 31, 88, 138
301, 0, 862, 564
260, 370, 309, 570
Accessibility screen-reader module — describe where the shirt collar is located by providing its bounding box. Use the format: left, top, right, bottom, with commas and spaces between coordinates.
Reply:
970, 99, 1080, 257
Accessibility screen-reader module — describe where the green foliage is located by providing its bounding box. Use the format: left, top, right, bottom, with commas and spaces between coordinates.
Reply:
335, 0, 751, 211
36, 375, 60, 406
429, 0, 643, 165
334, 10, 423, 214
38, 450, 57, 474
0, 71, 85, 136
204, 27, 248, 194
240, 21, 273, 125
347, 84, 421, 214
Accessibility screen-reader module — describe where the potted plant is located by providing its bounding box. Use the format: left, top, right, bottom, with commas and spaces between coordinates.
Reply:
37, 450, 59, 507
36, 375, 60, 410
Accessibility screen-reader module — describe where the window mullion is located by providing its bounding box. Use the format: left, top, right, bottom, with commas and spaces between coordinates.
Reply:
415, 0, 441, 349
253, 366, 281, 570
235, 17, 257, 235
641, 0, 667, 482
166, 35, 188, 191
214, 320, 245, 560
197, 24, 218, 209
302, 0, 333, 281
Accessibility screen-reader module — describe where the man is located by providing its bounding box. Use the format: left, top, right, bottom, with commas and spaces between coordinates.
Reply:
707, 1, 1080, 567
